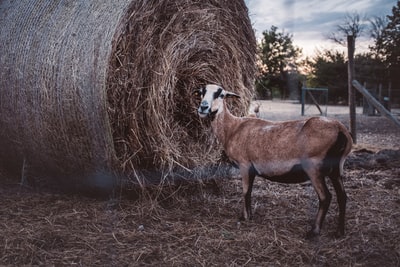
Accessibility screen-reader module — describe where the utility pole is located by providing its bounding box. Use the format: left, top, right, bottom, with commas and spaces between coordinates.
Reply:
347, 35, 356, 144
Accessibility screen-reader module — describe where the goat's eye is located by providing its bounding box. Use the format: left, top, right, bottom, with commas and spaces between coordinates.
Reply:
193, 88, 204, 96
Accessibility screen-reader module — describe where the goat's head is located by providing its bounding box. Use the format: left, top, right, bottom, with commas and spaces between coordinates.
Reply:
194, 84, 240, 118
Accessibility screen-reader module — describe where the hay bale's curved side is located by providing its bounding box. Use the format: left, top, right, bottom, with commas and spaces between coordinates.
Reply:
0, 1, 129, 180
0, 0, 257, 188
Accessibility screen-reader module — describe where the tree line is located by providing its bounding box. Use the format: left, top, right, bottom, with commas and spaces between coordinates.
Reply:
255, 1, 400, 105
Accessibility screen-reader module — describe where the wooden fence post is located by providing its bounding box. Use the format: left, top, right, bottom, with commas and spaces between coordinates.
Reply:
347, 35, 357, 143
388, 81, 392, 111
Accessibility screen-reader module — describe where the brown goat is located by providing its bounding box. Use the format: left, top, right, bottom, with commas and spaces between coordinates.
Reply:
194, 84, 353, 238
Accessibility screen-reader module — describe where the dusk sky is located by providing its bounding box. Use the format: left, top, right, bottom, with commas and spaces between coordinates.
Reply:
245, 0, 396, 57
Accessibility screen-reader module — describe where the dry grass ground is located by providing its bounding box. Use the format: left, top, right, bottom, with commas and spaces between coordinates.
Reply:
1, 101, 399, 266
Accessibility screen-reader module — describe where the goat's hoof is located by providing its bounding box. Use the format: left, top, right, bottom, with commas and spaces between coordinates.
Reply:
334, 229, 345, 238
238, 216, 250, 221
305, 230, 319, 240
238, 215, 252, 221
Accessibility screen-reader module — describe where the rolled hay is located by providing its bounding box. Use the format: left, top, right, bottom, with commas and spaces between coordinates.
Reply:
0, 0, 256, 191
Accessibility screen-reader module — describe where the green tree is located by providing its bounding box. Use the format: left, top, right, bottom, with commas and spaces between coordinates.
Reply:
374, 1, 400, 89
256, 26, 301, 99
306, 50, 347, 104
305, 49, 386, 104
354, 52, 387, 87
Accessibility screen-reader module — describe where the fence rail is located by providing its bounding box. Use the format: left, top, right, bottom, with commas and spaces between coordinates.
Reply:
353, 80, 400, 129
301, 87, 328, 116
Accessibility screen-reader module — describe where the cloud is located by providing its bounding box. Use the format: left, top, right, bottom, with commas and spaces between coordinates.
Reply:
245, 0, 395, 56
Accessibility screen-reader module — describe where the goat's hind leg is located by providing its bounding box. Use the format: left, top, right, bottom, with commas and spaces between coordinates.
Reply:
329, 168, 347, 237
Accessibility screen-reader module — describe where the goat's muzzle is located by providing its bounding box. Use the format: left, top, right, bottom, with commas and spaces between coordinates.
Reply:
198, 102, 210, 118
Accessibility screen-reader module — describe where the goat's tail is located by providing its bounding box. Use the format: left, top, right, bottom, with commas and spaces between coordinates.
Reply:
323, 128, 352, 177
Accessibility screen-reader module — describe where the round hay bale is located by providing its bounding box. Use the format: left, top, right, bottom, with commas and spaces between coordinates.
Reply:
0, 0, 256, 190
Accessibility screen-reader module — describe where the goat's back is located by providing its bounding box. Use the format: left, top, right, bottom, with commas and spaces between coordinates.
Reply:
224, 116, 351, 168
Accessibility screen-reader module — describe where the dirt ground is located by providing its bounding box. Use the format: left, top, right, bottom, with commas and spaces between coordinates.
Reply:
1, 101, 399, 266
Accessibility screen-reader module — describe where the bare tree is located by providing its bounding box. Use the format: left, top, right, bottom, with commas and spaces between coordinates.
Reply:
370, 15, 387, 40
369, 15, 388, 58
328, 12, 366, 45
369, 16, 389, 58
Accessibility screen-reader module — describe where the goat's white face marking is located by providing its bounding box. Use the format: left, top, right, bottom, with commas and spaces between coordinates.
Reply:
195, 84, 240, 118
196, 85, 225, 118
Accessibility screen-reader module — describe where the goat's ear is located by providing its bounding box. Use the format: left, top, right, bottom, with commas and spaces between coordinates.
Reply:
225, 91, 241, 99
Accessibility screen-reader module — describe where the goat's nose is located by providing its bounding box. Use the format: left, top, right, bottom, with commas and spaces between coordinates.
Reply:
201, 100, 208, 106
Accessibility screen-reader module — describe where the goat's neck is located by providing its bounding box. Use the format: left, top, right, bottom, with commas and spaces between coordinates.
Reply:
211, 102, 241, 147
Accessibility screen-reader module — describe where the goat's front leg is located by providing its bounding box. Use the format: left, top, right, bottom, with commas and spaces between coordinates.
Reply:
306, 168, 332, 239
240, 165, 256, 221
